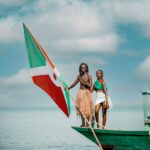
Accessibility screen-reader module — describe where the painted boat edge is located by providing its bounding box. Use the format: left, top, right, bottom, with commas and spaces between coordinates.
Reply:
72, 126, 149, 136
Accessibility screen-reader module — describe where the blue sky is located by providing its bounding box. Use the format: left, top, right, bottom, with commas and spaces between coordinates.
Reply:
0, 0, 150, 108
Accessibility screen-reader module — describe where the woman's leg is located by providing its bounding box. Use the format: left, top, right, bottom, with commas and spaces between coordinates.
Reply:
80, 114, 86, 127
85, 115, 93, 127
88, 104, 94, 127
85, 116, 90, 127
102, 102, 107, 129
95, 103, 101, 128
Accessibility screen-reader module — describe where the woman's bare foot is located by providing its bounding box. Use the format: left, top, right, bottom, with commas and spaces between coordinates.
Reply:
80, 124, 85, 127
86, 124, 90, 127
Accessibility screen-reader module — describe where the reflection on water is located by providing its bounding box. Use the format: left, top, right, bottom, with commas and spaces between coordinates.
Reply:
0, 107, 145, 150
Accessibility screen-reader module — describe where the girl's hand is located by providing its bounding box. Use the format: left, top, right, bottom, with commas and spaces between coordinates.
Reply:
106, 101, 109, 109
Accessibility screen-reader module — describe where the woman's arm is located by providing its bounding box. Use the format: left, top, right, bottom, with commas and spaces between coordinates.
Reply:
90, 84, 95, 92
68, 76, 79, 90
102, 82, 109, 108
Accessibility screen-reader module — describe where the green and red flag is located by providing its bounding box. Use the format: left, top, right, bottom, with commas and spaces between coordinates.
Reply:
23, 23, 70, 117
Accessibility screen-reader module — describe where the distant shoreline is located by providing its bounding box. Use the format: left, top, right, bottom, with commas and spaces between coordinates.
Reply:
0, 105, 143, 112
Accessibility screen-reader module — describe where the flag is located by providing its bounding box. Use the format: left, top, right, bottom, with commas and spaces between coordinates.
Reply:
23, 23, 70, 117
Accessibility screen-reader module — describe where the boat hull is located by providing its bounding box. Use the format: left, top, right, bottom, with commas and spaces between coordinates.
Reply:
72, 127, 150, 150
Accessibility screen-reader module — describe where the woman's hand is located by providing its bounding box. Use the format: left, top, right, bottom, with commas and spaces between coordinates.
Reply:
90, 87, 93, 92
65, 87, 69, 91
79, 79, 91, 87
78, 77, 86, 84
90, 86, 94, 92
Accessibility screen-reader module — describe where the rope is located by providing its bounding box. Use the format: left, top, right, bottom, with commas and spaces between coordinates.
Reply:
95, 121, 109, 130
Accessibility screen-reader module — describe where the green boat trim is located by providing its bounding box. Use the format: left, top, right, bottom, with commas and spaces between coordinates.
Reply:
72, 126, 149, 136
72, 126, 150, 150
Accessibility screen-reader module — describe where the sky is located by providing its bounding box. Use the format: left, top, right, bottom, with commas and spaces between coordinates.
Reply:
0, 0, 150, 108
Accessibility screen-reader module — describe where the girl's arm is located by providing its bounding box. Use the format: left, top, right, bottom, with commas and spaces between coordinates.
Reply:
68, 76, 79, 90
102, 82, 109, 108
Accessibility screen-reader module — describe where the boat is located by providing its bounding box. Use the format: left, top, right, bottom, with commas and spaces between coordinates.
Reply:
72, 92, 150, 150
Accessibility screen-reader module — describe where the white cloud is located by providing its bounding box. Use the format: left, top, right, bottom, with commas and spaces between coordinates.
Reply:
0, 0, 118, 53
136, 56, 150, 81
22, 0, 116, 53
99, 0, 150, 37
54, 33, 119, 52
0, 17, 22, 43
0, 69, 31, 87
1, 0, 150, 49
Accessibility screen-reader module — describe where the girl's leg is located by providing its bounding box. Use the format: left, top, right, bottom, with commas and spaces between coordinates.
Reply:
95, 103, 101, 128
102, 102, 107, 129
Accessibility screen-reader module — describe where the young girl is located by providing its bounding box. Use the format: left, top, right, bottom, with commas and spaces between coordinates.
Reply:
67, 63, 93, 127
92, 69, 112, 128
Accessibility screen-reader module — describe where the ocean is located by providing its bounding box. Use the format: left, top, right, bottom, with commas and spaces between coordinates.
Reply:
0, 107, 145, 150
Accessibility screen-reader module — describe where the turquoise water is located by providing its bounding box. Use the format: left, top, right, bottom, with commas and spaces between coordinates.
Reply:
0, 107, 145, 150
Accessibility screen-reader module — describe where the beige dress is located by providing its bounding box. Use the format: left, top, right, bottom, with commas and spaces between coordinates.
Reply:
76, 89, 94, 118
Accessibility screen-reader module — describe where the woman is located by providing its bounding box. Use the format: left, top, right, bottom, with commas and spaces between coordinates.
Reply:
92, 69, 112, 128
67, 63, 93, 127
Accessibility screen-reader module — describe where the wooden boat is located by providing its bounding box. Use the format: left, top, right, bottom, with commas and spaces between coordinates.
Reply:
72, 127, 150, 150
72, 92, 150, 150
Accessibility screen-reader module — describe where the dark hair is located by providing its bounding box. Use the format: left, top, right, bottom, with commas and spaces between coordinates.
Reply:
96, 69, 104, 79
96, 69, 103, 74
79, 63, 89, 74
